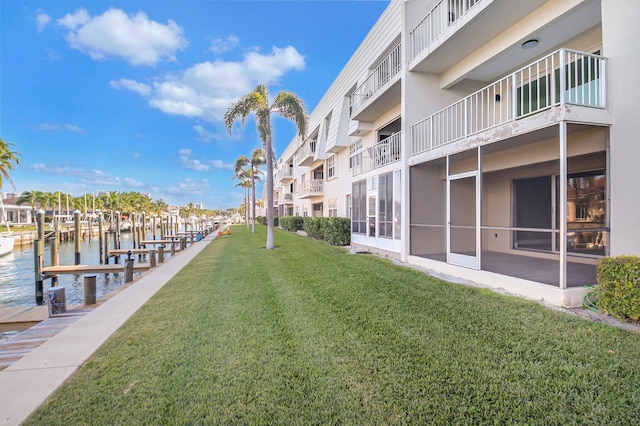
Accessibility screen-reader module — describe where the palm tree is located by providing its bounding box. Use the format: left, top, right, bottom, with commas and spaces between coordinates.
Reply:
17, 190, 42, 224
232, 169, 252, 227
234, 148, 265, 233
224, 84, 307, 249
0, 138, 21, 191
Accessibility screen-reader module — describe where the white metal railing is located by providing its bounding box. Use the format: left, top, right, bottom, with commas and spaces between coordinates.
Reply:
277, 192, 293, 204
411, 49, 606, 155
352, 132, 402, 176
410, 0, 481, 60
350, 43, 402, 117
295, 138, 317, 165
277, 167, 293, 182
299, 179, 324, 197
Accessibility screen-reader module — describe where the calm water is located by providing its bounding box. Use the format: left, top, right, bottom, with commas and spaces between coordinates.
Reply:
0, 231, 164, 307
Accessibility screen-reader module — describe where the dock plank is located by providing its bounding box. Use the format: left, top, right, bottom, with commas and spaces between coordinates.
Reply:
42, 263, 150, 274
0, 307, 91, 371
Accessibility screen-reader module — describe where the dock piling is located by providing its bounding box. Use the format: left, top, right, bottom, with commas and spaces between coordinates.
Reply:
74, 210, 81, 265
84, 275, 97, 305
34, 239, 44, 305
125, 250, 134, 283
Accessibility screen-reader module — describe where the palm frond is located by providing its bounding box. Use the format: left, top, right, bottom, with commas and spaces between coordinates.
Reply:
272, 91, 308, 140
223, 87, 268, 134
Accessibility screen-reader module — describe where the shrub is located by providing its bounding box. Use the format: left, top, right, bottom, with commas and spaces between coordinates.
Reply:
256, 216, 278, 226
303, 217, 323, 240
303, 217, 351, 246
323, 217, 351, 246
280, 216, 304, 232
596, 255, 640, 321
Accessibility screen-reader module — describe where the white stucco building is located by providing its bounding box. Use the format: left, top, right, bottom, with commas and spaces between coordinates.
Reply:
272, 0, 639, 307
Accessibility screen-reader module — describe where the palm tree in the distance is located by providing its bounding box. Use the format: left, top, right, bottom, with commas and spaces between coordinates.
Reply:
232, 172, 252, 227
0, 138, 21, 191
224, 84, 307, 250
234, 148, 265, 233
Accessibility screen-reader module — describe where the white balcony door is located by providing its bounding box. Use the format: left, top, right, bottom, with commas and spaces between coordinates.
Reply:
447, 172, 479, 269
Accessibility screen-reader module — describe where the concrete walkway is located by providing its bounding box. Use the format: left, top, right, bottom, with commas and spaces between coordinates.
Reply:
0, 234, 215, 426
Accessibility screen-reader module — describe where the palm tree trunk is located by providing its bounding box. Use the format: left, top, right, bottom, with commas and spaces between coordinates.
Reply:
251, 175, 256, 233
245, 187, 249, 227
265, 133, 275, 249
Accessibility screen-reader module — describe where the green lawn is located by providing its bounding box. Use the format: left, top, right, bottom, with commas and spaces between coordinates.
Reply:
26, 226, 640, 424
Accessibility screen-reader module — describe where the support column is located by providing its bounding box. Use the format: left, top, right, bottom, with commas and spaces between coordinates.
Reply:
559, 121, 568, 289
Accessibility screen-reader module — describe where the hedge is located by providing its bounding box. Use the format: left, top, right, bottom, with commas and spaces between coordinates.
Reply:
596, 255, 640, 321
303, 217, 351, 246
279, 216, 304, 232
256, 216, 279, 227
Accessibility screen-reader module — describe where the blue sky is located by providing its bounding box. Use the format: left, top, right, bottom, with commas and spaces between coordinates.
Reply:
0, 0, 389, 210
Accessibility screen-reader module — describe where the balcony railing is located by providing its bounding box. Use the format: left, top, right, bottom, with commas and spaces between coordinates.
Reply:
410, 0, 481, 61
298, 179, 324, 198
350, 43, 402, 117
277, 167, 293, 182
411, 49, 606, 155
295, 138, 317, 165
352, 132, 402, 176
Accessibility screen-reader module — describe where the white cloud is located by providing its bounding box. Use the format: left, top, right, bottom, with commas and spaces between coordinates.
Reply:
57, 8, 90, 30
140, 45, 305, 121
166, 178, 210, 195
36, 13, 51, 32
210, 35, 239, 54
57, 8, 187, 66
31, 164, 120, 186
193, 125, 215, 143
211, 160, 234, 171
179, 150, 210, 172
35, 123, 86, 133
124, 177, 144, 187
110, 78, 152, 96
178, 149, 233, 172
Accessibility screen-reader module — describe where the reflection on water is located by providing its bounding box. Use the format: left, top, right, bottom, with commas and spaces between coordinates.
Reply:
0, 232, 155, 307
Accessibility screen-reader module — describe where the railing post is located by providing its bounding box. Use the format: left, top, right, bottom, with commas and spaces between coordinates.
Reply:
600, 56, 606, 108
511, 72, 517, 121
559, 48, 566, 106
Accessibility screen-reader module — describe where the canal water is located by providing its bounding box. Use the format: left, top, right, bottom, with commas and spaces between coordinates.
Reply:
0, 232, 160, 307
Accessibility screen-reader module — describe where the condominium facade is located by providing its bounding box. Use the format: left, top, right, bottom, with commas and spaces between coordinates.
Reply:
272, 0, 640, 307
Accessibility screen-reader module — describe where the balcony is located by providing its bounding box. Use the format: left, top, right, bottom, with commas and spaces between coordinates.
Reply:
410, 0, 482, 62
277, 167, 293, 184
295, 138, 317, 167
298, 179, 324, 199
352, 132, 402, 177
350, 43, 402, 122
410, 49, 607, 156
278, 193, 293, 205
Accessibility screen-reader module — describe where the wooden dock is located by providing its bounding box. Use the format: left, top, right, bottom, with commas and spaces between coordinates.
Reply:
0, 307, 89, 371
42, 263, 151, 275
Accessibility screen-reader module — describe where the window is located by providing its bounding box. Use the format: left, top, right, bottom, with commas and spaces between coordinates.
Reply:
327, 155, 336, 179
303, 205, 308, 217
351, 181, 366, 234
346, 194, 352, 219
328, 199, 337, 217
513, 170, 606, 256
378, 173, 393, 238
295, 206, 300, 217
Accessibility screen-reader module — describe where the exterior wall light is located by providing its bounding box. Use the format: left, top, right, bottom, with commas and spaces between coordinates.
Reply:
522, 39, 539, 49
